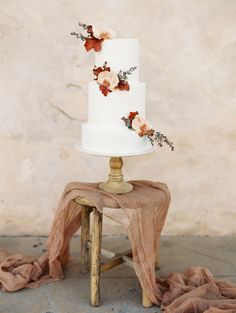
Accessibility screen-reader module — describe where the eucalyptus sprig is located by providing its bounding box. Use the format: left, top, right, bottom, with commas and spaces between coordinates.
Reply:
78, 22, 88, 30
71, 22, 92, 41
70, 31, 87, 41
118, 66, 137, 81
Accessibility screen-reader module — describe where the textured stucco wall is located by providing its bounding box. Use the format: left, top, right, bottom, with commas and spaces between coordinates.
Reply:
0, 0, 235, 236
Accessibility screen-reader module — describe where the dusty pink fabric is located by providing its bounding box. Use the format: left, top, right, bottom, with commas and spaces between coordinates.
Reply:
1, 181, 236, 313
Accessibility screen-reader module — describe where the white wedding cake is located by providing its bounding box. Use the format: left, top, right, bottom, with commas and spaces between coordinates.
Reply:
80, 39, 153, 156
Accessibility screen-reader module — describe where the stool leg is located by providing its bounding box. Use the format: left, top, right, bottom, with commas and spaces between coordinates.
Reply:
91, 209, 103, 306
81, 206, 91, 274
142, 290, 153, 307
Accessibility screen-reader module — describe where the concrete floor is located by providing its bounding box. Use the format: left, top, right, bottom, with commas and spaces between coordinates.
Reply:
1, 236, 236, 313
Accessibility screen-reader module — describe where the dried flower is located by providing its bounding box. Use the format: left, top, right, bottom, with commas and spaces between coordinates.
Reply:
97, 71, 119, 90
117, 81, 130, 91
85, 38, 103, 52
99, 85, 111, 97
128, 111, 139, 121
132, 115, 154, 137
93, 62, 111, 78
92, 27, 116, 40
71, 22, 115, 52
93, 62, 137, 96
121, 112, 174, 151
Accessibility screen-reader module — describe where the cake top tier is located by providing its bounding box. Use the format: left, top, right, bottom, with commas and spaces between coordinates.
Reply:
95, 39, 139, 82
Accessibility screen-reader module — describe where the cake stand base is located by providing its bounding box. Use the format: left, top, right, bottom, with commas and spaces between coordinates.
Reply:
98, 157, 133, 194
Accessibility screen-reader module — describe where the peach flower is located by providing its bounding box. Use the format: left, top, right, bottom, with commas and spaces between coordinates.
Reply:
92, 27, 116, 40
97, 71, 119, 89
132, 115, 154, 137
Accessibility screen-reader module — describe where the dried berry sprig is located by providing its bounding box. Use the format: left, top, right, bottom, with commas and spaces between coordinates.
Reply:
121, 117, 133, 129
148, 131, 174, 151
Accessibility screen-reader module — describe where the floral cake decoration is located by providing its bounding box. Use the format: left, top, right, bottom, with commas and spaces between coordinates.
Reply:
122, 112, 174, 150
93, 62, 137, 96
71, 22, 116, 52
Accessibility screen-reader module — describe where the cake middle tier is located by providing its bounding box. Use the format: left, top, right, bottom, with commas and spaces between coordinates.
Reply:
88, 81, 146, 128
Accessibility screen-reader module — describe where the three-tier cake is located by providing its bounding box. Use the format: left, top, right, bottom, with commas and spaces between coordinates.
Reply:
81, 39, 153, 156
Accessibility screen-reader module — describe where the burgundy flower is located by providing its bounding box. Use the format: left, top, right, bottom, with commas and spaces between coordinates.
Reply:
84, 38, 103, 52
93, 65, 111, 79
128, 111, 139, 121
99, 85, 111, 96
117, 81, 130, 91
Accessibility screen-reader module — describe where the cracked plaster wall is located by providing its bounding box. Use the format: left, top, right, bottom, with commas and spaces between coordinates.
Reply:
0, 0, 236, 236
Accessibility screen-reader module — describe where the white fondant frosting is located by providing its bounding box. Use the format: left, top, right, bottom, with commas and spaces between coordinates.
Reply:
88, 81, 146, 128
81, 123, 152, 156
81, 38, 152, 156
95, 39, 139, 81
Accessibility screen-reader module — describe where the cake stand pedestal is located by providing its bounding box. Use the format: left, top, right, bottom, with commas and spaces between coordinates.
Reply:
99, 157, 133, 194
76, 144, 156, 195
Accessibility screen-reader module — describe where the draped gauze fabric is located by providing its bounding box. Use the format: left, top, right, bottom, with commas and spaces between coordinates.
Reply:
1, 181, 236, 313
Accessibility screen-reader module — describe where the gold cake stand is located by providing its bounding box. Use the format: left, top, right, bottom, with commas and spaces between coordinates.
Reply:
99, 157, 133, 194
77, 145, 156, 194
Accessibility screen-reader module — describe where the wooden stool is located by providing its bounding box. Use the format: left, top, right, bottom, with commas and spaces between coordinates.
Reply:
74, 196, 160, 307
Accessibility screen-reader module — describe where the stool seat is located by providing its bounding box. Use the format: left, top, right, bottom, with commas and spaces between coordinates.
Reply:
74, 196, 157, 307
75, 195, 120, 208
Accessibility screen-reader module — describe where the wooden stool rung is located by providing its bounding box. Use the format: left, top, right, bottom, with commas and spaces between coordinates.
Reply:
122, 255, 134, 268
101, 249, 132, 273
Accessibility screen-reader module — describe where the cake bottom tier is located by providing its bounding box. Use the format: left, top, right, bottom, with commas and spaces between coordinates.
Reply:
81, 123, 153, 156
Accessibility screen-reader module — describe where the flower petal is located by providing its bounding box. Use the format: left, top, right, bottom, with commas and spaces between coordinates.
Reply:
93, 67, 104, 78
132, 115, 153, 137
128, 111, 139, 121
97, 71, 119, 89
117, 81, 130, 91
93, 27, 116, 40
84, 38, 102, 52
99, 85, 111, 96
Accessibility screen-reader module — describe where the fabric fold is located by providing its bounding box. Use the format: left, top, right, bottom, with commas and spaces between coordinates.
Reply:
1, 181, 236, 313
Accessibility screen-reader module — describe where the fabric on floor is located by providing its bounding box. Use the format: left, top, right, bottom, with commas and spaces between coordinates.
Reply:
1, 181, 236, 313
